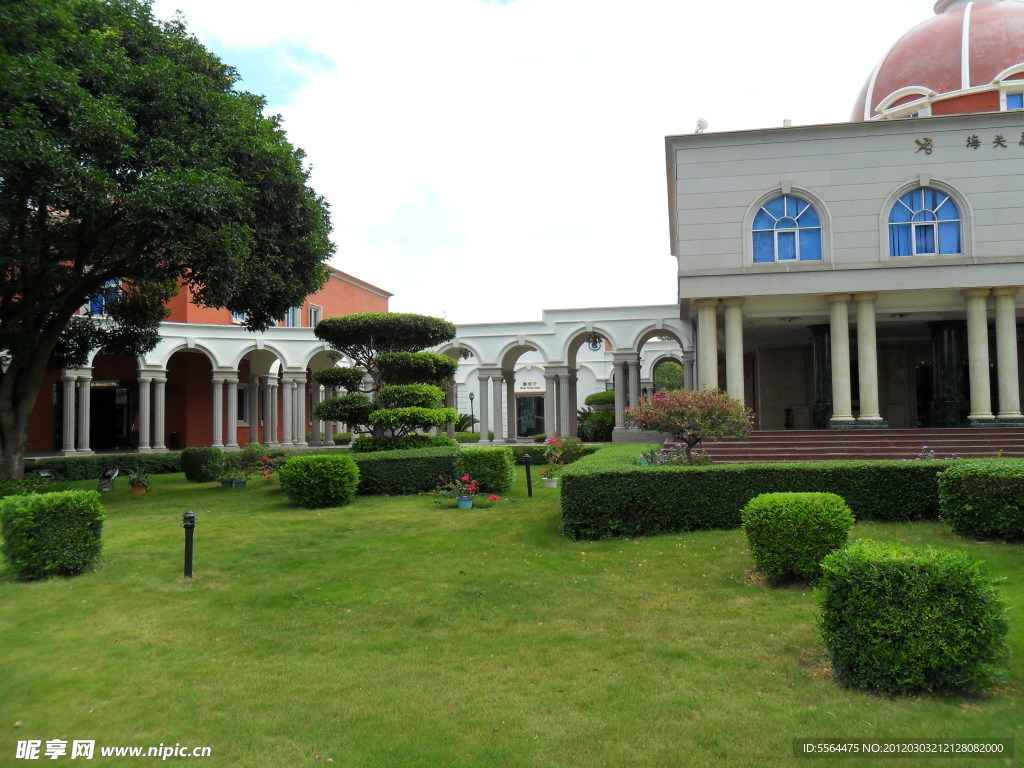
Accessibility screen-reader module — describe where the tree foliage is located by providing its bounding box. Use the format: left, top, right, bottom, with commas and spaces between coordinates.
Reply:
313, 313, 459, 448
0, 0, 333, 477
654, 360, 684, 391
625, 389, 754, 464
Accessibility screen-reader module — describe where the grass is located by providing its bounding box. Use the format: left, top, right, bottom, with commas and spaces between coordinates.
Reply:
1, 472, 1021, 767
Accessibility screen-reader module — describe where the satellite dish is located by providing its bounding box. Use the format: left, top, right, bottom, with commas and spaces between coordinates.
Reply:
695, 118, 708, 134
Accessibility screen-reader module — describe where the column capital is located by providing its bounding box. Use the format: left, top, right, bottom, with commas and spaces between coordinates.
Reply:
721, 297, 745, 308
138, 376, 152, 384
963, 287, 992, 300
992, 286, 1019, 299
694, 298, 720, 310
852, 292, 879, 303
826, 293, 852, 304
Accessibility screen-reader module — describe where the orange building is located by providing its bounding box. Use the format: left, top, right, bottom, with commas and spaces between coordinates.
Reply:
29, 267, 391, 455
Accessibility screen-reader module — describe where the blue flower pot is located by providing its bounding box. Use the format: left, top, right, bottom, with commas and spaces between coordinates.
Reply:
456, 496, 473, 510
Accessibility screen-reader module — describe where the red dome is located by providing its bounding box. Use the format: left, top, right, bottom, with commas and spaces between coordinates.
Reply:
852, 0, 1024, 120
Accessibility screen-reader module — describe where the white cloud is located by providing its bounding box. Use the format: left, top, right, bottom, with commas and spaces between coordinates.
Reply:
152, 0, 937, 323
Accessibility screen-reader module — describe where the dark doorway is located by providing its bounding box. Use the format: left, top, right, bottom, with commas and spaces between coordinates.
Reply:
516, 396, 544, 438
90, 380, 136, 449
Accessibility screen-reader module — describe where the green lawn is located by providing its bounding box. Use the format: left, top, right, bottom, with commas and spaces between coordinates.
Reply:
1, 473, 1021, 768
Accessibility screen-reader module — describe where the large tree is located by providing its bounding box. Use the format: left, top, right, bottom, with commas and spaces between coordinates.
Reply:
0, 0, 333, 477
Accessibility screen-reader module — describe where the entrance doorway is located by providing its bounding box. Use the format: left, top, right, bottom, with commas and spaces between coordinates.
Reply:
90, 380, 136, 449
516, 395, 545, 438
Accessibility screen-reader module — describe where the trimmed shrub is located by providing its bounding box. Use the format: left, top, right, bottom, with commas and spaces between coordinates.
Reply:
561, 447, 956, 540
0, 475, 53, 499
180, 447, 225, 483
278, 455, 360, 508
938, 459, 1024, 541
818, 540, 1009, 695
507, 444, 600, 466
349, 447, 459, 496
454, 431, 481, 443
24, 452, 182, 482
741, 492, 854, 582
532, 433, 546, 444
350, 434, 457, 453
0, 491, 106, 580
332, 432, 352, 446
584, 390, 616, 406
580, 411, 615, 442
456, 447, 516, 493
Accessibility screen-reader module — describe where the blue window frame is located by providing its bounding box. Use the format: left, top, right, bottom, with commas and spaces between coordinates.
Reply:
88, 280, 120, 316
1007, 92, 1024, 110
752, 195, 822, 263
285, 306, 301, 327
888, 188, 961, 256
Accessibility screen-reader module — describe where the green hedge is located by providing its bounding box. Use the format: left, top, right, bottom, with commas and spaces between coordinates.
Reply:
24, 452, 183, 482
0, 475, 54, 499
455, 447, 516, 494
278, 454, 360, 508
454, 432, 481, 443
0, 490, 106, 580
181, 447, 225, 483
818, 539, 1009, 695
741, 492, 854, 582
332, 432, 352, 446
349, 447, 460, 496
938, 459, 1024, 542
584, 391, 616, 406
561, 447, 957, 540
351, 434, 457, 453
508, 444, 600, 466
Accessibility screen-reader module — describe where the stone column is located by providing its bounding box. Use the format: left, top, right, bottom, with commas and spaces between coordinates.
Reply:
613, 361, 627, 430
312, 384, 327, 445
264, 377, 280, 447
225, 377, 239, 449
854, 293, 885, 424
723, 298, 745, 403
627, 357, 641, 407
153, 375, 167, 451
827, 294, 855, 425
491, 376, 504, 442
76, 372, 93, 454
695, 298, 719, 390
478, 374, 490, 443
682, 350, 696, 391
928, 321, 967, 427
61, 375, 78, 455
280, 379, 294, 446
568, 369, 579, 436
248, 375, 260, 444
293, 378, 307, 446
544, 373, 557, 437
993, 287, 1023, 420
809, 324, 832, 430
964, 288, 994, 422
505, 373, 516, 441
211, 377, 224, 447
138, 376, 152, 452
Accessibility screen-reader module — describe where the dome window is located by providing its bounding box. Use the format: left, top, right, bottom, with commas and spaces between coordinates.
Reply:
752, 195, 822, 263
888, 188, 961, 257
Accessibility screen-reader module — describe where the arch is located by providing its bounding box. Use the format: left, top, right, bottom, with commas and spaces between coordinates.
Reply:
630, 323, 687, 352
649, 354, 686, 391
140, 340, 220, 369
228, 342, 289, 371
437, 340, 483, 363
495, 339, 546, 371
875, 85, 936, 115
879, 180, 972, 259
564, 326, 617, 368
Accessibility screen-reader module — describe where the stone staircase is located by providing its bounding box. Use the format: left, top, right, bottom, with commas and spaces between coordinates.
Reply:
698, 427, 1024, 463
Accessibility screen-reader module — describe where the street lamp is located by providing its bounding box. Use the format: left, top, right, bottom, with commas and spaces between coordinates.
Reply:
468, 392, 475, 432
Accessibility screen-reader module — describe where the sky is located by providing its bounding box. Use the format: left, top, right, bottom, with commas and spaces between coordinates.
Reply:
149, 0, 939, 325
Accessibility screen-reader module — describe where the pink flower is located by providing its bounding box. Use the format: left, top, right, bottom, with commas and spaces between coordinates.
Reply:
488, 495, 500, 501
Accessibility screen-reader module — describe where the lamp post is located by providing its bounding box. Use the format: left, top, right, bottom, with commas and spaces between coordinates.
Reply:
469, 391, 475, 432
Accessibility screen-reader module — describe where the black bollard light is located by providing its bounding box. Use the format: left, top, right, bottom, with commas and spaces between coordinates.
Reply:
182, 510, 196, 579
523, 453, 533, 498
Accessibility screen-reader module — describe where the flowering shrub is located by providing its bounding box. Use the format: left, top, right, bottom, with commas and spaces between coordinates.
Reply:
540, 435, 584, 477
438, 474, 480, 499
639, 445, 712, 466
625, 389, 753, 465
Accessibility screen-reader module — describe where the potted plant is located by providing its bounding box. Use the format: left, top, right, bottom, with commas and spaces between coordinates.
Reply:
127, 467, 150, 494
435, 474, 480, 509
540, 436, 567, 488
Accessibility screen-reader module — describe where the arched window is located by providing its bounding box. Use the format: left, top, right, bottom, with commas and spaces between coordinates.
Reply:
888, 188, 961, 256
752, 195, 822, 263
88, 279, 120, 316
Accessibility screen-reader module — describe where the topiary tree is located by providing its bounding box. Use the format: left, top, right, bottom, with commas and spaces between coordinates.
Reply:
313, 313, 459, 451
625, 389, 754, 464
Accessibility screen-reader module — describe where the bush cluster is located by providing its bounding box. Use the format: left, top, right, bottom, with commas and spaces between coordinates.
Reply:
506, 444, 600, 466
350, 434, 456, 453
332, 432, 352, 446
0, 491, 106, 580
818, 539, 1009, 695
583, 391, 616, 406
741, 492, 854, 582
560, 447, 956, 540
180, 447, 225, 483
24, 452, 182, 482
455, 448, 516, 494
938, 459, 1024, 541
454, 432, 481, 443
349, 447, 459, 496
278, 455, 360, 508
0, 475, 53, 499
578, 411, 615, 441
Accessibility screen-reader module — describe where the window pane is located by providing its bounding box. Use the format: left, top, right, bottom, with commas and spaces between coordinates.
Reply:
763, 197, 785, 218
753, 231, 775, 262
938, 221, 961, 254
889, 223, 912, 256
799, 205, 820, 227
799, 229, 822, 260
776, 217, 798, 230
912, 209, 936, 223
915, 223, 936, 254
934, 196, 959, 221
1008, 92, 1023, 109
889, 200, 913, 223
777, 231, 797, 260
753, 210, 774, 230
